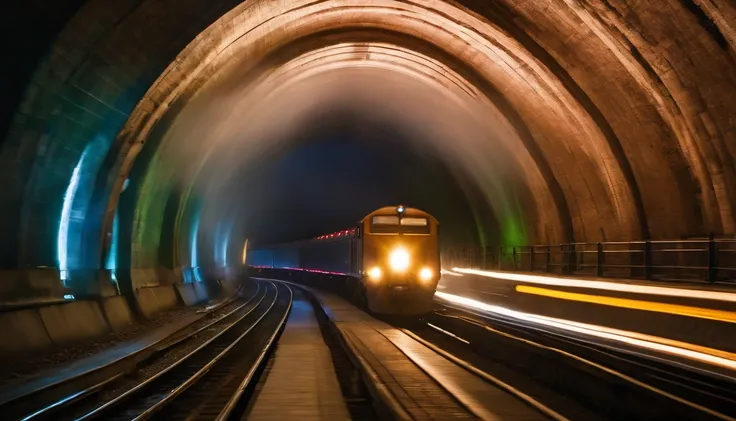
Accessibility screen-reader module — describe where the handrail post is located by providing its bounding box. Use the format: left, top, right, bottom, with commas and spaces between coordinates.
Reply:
561, 244, 569, 275
644, 240, 652, 279
529, 246, 535, 272
707, 233, 717, 283
596, 242, 604, 277
512, 247, 517, 271
545, 245, 551, 273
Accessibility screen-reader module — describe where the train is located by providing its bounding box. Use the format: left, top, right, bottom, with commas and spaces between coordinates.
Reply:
247, 205, 441, 315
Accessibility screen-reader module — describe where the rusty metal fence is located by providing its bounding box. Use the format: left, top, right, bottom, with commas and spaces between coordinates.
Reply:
442, 235, 736, 285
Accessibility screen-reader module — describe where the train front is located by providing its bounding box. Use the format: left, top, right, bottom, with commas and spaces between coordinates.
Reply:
361, 205, 440, 315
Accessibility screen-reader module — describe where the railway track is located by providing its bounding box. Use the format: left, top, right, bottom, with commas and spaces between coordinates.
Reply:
2, 285, 252, 421
2, 280, 294, 421
407, 303, 736, 421
69, 281, 291, 420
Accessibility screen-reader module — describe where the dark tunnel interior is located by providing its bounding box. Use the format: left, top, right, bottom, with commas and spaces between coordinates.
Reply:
230, 107, 489, 246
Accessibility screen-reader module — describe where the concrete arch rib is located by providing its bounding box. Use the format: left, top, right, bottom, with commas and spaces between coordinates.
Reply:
163, 40, 567, 247
100, 0, 641, 257
569, 0, 736, 235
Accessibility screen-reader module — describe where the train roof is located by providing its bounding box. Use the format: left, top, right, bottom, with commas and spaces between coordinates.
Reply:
249, 205, 438, 250
361, 205, 438, 223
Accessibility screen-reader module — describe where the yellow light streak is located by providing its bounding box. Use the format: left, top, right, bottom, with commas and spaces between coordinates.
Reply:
516, 285, 736, 324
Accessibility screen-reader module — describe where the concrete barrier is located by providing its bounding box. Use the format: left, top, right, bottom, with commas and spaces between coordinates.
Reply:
0, 308, 53, 355
176, 283, 201, 306
0, 268, 67, 305
38, 300, 110, 345
221, 279, 238, 295
101, 295, 135, 331
130, 268, 161, 290
0, 300, 112, 357
0, 266, 240, 358
135, 285, 179, 318
193, 281, 210, 302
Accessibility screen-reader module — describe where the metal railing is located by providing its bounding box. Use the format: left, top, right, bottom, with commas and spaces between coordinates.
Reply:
442, 235, 736, 285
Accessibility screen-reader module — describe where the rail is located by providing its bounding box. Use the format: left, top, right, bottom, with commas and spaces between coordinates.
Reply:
442, 235, 736, 285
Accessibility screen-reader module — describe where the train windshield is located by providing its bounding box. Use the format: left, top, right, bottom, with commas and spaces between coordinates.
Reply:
371, 216, 400, 233
400, 217, 430, 234
371, 215, 430, 234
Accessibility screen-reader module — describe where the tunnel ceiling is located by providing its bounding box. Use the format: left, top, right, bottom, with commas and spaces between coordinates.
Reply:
1, 0, 735, 278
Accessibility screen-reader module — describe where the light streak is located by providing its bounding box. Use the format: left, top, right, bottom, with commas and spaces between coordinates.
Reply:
516, 285, 736, 324
435, 291, 736, 371
452, 268, 736, 303
242, 239, 248, 264
190, 213, 200, 270
427, 322, 470, 344
58, 152, 87, 284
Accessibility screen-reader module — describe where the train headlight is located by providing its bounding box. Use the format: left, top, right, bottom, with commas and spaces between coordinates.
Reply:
368, 266, 382, 281
389, 248, 410, 272
419, 267, 433, 283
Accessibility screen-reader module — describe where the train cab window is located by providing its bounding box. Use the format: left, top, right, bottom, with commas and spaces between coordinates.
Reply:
370, 215, 430, 234
400, 217, 430, 234
400, 217, 427, 226
371, 215, 400, 233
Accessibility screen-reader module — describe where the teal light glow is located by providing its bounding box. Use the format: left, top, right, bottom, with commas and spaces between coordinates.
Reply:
191, 210, 200, 269
219, 233, 229, 267
215, 221, 230, 267
105, 209, 120, 283
58, 152, 87, 284
191, 224, 199, 267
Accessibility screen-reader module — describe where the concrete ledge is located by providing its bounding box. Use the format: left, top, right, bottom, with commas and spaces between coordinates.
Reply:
221, 278, 239, 295
101, 295, 134, 332
130, 268, 161, 290
136, 285, 179, 318
176, 283, 201, 306
39, 300, 110, 345
0, 269, 67, 304
0, 308, 53, 355
0, 299, 116, 357
0, 266, 234, 358
193, 281, 209, 302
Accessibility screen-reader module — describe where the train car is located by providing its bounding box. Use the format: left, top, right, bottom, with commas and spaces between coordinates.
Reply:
247, 205, 440, 316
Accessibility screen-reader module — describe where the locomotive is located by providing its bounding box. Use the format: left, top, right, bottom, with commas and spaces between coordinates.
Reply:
247, 205, 440, 315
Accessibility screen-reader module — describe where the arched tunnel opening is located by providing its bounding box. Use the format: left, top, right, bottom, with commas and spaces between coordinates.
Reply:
0, 0, 735, 409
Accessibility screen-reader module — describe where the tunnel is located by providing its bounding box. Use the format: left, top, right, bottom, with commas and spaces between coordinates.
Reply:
1, 0, 735, 345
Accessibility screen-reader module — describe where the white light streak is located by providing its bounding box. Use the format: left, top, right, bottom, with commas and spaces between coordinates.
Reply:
427, 322, 470, 344
452, 268, 736, 303
435, 291, 736, 372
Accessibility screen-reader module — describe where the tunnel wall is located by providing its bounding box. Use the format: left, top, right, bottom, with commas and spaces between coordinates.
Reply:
0, 1, 734, 315
0, 265, 243, 359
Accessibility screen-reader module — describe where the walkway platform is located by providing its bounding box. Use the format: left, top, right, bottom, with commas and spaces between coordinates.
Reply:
308, 286, 548, 421
0, 305, 208, 406
247, 289, 350, 421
